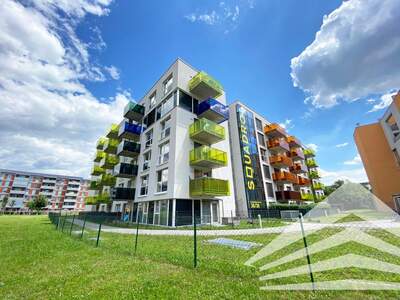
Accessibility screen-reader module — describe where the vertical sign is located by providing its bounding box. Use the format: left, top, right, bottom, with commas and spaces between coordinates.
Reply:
236, 105, 266, 211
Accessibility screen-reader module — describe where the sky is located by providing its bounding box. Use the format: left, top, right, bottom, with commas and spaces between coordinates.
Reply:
0, 0, 399, 184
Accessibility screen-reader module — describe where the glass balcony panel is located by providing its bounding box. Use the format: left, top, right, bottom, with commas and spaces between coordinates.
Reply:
306, 158, 318, 168
188, 71, 223, 100
297, 176, 311, 186
114, 163, 138, 178
287, 136, 302, 147
304, 148, 316, 157
275, 191, 301, 201
96, 137, 107, 150
197, 98, 228, 123
313, 182, 324, 190
106, 124, 119, 139
91, 166, 105, 176
100, 174, 116, 187
264, 123, 287, 138
189, 146, 227, 169
290, 148, 305, 160
290, 163, 308, 174
111, 187, 136, 201
123, 101, 145, 122
267, 138, 290, 153
99, 154, 119, 169
117, 140, 141, 157
309, 170, 321, 179
104, 138, 119, 154
118, 121, 143, 141
189, 118, 225, 144
269, 155, 293, 168
189, 177, 230, 197
272, 171, 298, 184
94, 150, 106, 162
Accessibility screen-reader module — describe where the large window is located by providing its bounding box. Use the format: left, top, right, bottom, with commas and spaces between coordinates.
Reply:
159, 200, 168, 226
255, 118, 263, 132
156, 168, 168, 193
178, 90, 193, 112
164, 74, 173, 95
158, 142, 169, 165
160, 116, 171, 140
149, 92, 156, 109
266, 182, 274, 198
140, 175, 149, 196
143, 151, 151, 171
260, 148, 268, 163
263, 164, 271, 180
153, 201, 160, 225
145, 129, 153, 149
157, 93, 175, 119
257, 132, 266, 147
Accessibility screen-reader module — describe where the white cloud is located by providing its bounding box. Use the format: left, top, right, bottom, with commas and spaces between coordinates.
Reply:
344, 154, 362, 165
367, 92, 396, 113
320, 167, 368, 185
0, 0, 128, 178
335, 142, 349, 148
290, 0, 400, 108
279, 119, 293, 131
105, 65, 120, 80
306, 143, 318, 152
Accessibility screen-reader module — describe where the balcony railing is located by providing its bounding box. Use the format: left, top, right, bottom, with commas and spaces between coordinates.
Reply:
290, 148, 305, 160
290, 163, 308, 174
94, 150, 106, 162
99, 154, 119, 169
123, 101, 145, 122
309, 170, 321, 179
189, 118, 225, 144
264, 123, 287, 138
304, 148, 316, 157
197, 98, 228, 123
117, 140, 141, 157
112, 187, 136, 201
104, 138, 119, 154
91, 166, 105, 176
96, 137, 107, 150
297, 176, 311, 186
114, 163, 138, 178
275, 191, 301, 201
272, 171, 298, 184
306, 158, 318, 168
269, 155, 293, 168
313, 182, 324, 190
189, 145, 227, 169
100, 174, 116, 187
267, 138, 290, 153
118, 120, 143, 140
287, 136, 301, 147
189, 71, 223, 100
301, 193, 314, 201
189, 177, 230, 197
106, 124, 119, 139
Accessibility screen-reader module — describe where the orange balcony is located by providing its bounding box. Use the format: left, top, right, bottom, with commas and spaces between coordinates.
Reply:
267, 138, 290, 152
264, 123, 287, 138
297, 176, 311, 186
290, 148, 305, 160
290, 163, 308, 174
272, 171, 298, 184
287, 136, 302, 147
269, 155, 293, 168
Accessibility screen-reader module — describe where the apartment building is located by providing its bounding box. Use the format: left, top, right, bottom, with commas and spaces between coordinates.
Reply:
354, 91, 400, 210
0, 169, 89, 211
88, 58, 324, 225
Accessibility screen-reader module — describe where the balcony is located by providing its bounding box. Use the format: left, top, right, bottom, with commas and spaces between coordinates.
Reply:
301, 193, 314, 201
189, 118, 225, 144
94, 150, 106, 162
117, 140, 140, 158
100, 174, 116, 187
304, 148, 316, 157
269, 155, 293, 168
313, 182, 324, 190
118, 120, 143, 140
96, 137, 107, 150
275, 191, 301, 201
297, 176, 311, 186
290, 148, 305, 160
188, 71, 223, 100
272, 171, 298, 184
106, 124, 119, 139
197, 98, 228, 123
264, 123, 287, 138
104, 138, 119, 154
89, 181, 101, 190
189, 177, 230, 197
287, 136, 302, 147
309, 170, 321, 179
123, 101, 145, 122
99, 154, 119, 169
290, 163, 308, 174
306, 158, 318, 168
189, 146, 227, 169
112, 187, 135, 201
114, 163, 138, 178
91, 166, 105, 176
267, 138, 290, 153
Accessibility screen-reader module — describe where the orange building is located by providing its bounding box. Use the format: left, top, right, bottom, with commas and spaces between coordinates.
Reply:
354, 91, 400, 210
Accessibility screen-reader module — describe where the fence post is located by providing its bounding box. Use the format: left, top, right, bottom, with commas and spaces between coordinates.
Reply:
61, 215, 67, 232
96, 223, 102, 247
69, 215, 75, 236
81, 214, 87, 239
134, 214, 140, 254
299, 213, 315, 290
56, 212, 61, 230
231, 210, 234, 229
258, 214, 262, 228
193, 214, 197, 268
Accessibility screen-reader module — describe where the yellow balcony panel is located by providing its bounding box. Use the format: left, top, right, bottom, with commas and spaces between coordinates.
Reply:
190, 146, 227, 169
99, 154, 119, 169
190, 177, 229, 197
313, 182, 324, 190
104, 138, 119, 154
106, 124, 119, 139
91, 166, 105, 176
188, 71, 223, 100
94, 150, 106, 163
96, 137, 107, 150
304, 148, 316, 157
306, 158, 318, 168
189, 118, 225, 144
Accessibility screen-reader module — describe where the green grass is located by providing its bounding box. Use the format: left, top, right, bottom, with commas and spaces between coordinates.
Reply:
1, 216, 400, 299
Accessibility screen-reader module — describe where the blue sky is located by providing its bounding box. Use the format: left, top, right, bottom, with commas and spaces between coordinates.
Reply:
0, 0, 399, 183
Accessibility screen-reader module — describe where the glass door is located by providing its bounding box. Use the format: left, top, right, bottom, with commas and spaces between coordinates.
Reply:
211, 202, 219, 224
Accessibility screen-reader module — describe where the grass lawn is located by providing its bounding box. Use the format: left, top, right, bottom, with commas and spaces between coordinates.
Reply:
1, 215, 400, 299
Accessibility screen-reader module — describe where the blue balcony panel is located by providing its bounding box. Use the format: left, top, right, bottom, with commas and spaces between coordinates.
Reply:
197, 98, 229, 123
118, 121, 144, 141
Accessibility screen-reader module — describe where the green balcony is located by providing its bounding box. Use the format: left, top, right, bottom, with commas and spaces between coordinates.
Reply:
124, 101, 145, 122
189, 71, 223, 100
96, 137, 107, 150
306, 158, 318, 168
94, 150, 106, 162
301, 193, 314, 201
304, 148, 316, 157
91, 166, 105, 176
104, 138, 119, 154
106, 124, 119, 139
190, 177, 230, 197
100, 174, 116, 187
313, 182, 324, 190
309, 170, 320, 179
99, 154, 119, 169
190, 146, 227, 169
189, 118, 225, 144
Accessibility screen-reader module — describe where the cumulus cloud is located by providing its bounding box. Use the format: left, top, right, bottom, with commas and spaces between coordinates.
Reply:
290, 0, 400, 108
306, 143, 318, 152
105, 65, 120, 80
335, 142, 349, 148
278, 119, 294, 131
344, 154, 362, 165
367, 91, 397, 113
320, 167, 368, 185
0, 0, 128, 178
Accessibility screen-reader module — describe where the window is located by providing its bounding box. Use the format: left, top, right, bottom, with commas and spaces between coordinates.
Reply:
158, 142, 169, 165
257, 132, 266, 147
149, 92, 156, 109
178, 90, 192, 112
144, 108, 156, 128
153, 201, 160, 225
140, 175, 149, 196
115, 203, 121, 212
145, 129, 153, 149
255, 118, 263, 132
160, 116, 171, 140
143, 151, 151, 171
160, 200, 168, 226
164, 74, 173, 94
260, 149, 267, 163
157, 93, 175, 119
157, 168, 168, 193
266, 183, 274, 198
263, 164, 271, 180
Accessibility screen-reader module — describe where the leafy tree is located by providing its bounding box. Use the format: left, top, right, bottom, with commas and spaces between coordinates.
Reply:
1, 196, 8, 211
324, 180, 345, 196
28, 195, 47, 213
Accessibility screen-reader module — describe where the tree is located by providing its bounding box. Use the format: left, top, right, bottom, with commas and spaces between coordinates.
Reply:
28, 195, 47, 213
1, 196, 8, 212
324, 180, 345, 196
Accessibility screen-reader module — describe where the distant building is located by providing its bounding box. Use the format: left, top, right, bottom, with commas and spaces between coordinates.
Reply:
0, 169, 89, 211
354, 91, 400, 210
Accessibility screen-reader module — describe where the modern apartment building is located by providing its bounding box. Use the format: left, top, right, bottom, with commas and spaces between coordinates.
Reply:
88, 58, 324, 225
354, 91, 400, 210
0, 169, 89, 211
